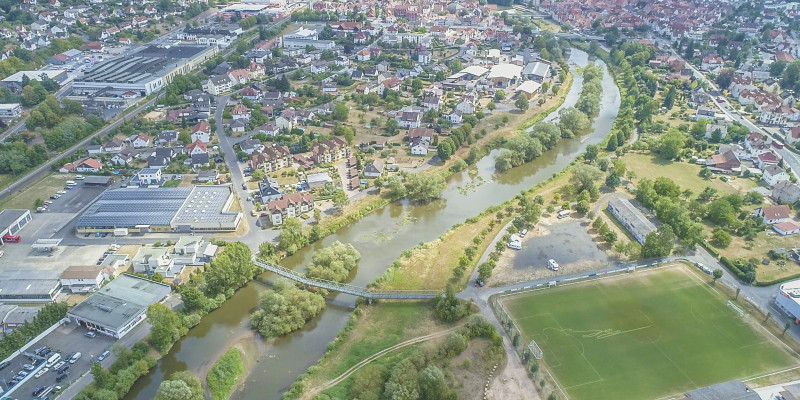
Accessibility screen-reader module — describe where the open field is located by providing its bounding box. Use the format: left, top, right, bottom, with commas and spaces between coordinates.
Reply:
622, 153, 754, 195
500, 265, 798, 400
0, 172, 76, 210
723, 231, 800, 283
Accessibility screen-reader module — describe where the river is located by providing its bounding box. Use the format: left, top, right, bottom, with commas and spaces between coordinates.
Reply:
124, 48, 619, 400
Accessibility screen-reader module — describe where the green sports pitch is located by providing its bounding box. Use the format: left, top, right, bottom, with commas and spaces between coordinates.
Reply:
501, 266, 798, 400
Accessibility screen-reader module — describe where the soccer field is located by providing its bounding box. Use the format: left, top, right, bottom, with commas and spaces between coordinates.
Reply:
501, 266, 798, 400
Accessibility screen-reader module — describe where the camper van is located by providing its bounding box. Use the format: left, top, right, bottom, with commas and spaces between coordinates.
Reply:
46, 353, 61, 368
547, 259, 559, 271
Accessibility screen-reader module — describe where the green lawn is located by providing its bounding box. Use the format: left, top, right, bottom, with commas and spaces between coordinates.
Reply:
501, 266, 797, 400
622, 153, 753, 195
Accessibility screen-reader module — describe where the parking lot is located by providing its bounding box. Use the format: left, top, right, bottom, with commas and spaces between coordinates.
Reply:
2, 322, 115, 399
509, 220, 612, 270
489, 219, 616, 285
42, 184, 106, 214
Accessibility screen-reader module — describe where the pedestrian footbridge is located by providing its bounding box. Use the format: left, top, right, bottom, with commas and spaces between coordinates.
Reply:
254, 259, 441, 300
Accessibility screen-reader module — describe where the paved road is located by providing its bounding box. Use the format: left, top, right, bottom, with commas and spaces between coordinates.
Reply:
458, 212, 800, 347
0, 95, 160, 203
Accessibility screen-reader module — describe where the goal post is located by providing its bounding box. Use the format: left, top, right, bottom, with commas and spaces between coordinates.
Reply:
529, 340, 543, 360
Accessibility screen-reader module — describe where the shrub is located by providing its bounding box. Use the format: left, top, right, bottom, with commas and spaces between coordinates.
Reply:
206, 348, 244, 400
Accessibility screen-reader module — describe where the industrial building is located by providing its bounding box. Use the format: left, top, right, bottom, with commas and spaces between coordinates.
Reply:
0, 103, 22, 119
72, 45, 218, 96
0, 209, 32, 245
0, 70, 69, 92
607, 198, 657, 244
0, 305, 43, 333
0, 270, 62, 302
777, 280, 800, 323
281, 27, 335, 50
67, 274, 172, 339
75, 186, 242, 233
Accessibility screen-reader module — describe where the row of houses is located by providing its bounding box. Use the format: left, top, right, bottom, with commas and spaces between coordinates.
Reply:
250, 137, 350, 173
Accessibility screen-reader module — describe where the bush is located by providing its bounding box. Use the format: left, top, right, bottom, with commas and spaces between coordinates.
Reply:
206, 348, 244, 400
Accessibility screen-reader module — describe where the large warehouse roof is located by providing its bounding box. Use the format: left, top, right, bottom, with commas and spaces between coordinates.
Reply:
172, 186, 240, 228
75, 45, 216, 94
68, 274, 171, 334
488, 63, 523, 80
448, 65, 489, 80
76, 186, 242, 231
0, 270, 61, 301
77, 187, 193, 228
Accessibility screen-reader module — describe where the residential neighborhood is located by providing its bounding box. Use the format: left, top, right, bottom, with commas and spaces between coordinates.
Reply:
1, 1, 800, 400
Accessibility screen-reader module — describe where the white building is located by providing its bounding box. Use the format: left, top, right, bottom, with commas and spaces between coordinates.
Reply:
131, 247, 176, 277
0, 103, 22, 118
59, 265, 109, 293
776, 280, 800, 321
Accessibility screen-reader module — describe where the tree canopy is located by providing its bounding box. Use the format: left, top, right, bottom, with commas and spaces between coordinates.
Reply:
307, 241, 361, 282
250, 280, 325, 337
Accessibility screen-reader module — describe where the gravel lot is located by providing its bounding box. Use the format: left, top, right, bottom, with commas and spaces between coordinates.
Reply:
509, 219, 612, 270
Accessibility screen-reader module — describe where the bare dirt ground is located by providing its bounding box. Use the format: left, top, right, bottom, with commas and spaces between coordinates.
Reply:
485, 358, 542, 400
489, 215, 613, 286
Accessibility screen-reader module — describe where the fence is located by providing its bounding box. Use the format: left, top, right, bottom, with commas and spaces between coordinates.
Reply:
488, 260, 678, 400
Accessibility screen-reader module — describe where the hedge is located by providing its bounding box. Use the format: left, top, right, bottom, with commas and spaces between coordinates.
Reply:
699, 242, 720, 258
719, 257, 753, 284
754, 272, 800, 287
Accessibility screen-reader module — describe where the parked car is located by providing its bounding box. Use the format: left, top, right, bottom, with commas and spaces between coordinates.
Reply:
52, 361, 65, 371
23, 363, 35, 371
56, 373, 68, 382
0, 360, 10, 370
98, 350, 110, 361
85, 331, 96, 338
33, 386, 47, 396
69, 352, 81, 364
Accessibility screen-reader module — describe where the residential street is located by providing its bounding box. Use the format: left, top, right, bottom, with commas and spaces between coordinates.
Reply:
665, 44, 800, 177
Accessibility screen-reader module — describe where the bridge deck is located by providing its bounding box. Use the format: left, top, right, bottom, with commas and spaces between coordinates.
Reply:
254, 259, 440, 300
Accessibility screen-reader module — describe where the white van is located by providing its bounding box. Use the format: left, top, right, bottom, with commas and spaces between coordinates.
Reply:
557, 210, 571, 219
547, 259, 560, 271
66, 180, 77, 186
46, 353, 61, 368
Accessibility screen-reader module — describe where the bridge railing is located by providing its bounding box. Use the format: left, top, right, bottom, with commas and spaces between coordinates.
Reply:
254, 259, 441, 299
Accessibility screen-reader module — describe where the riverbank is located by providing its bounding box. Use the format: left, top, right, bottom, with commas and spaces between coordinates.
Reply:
124, 48, 619, 400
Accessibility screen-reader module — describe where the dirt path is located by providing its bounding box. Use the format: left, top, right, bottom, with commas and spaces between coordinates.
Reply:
300, 327, 461, 400
485, 352, 542, 400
